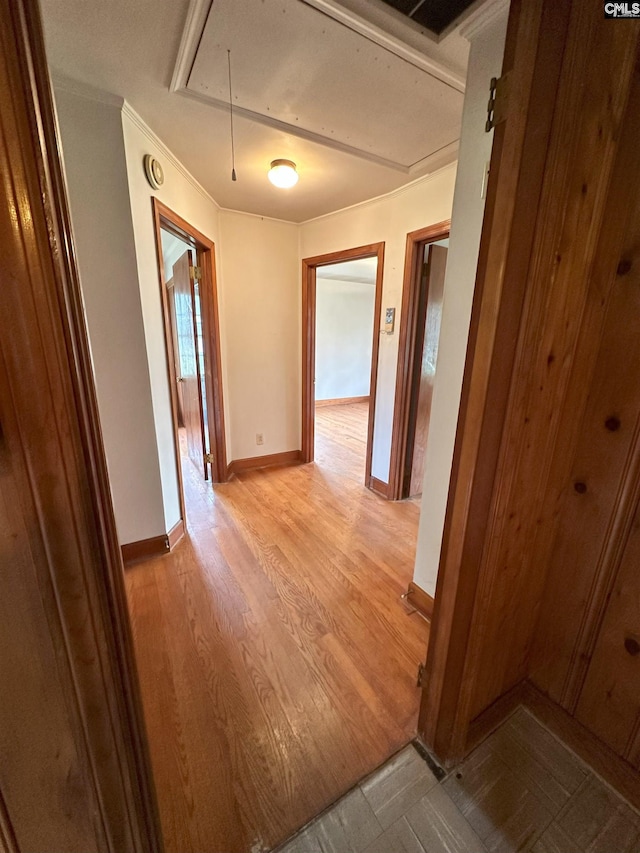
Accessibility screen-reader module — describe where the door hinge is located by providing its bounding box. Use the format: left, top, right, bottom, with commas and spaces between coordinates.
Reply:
205, 452, 214, 464
486, 72, 510, 132
416, 662, 426, 688
189, 265, 202, 281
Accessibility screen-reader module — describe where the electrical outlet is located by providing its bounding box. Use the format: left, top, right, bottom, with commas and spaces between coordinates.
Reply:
256, 433, 264, 446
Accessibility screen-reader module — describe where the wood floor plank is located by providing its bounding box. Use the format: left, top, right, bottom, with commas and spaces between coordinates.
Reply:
125, 402, 429, 852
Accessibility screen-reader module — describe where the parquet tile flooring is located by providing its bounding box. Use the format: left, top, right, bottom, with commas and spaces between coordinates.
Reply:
278, 709, 640, 853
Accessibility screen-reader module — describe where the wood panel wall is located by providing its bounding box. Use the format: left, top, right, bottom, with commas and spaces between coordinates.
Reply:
420, 0, 640, 777
0, 0, 162, 849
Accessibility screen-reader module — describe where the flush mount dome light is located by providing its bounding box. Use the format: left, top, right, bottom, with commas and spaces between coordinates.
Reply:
268, 159, 299, 188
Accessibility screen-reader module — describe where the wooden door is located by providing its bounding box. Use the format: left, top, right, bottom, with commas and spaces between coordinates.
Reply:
0, 0, 162, 848
166, 277, 185, 427
172, 250, 207, 478
406, 244, 447, 497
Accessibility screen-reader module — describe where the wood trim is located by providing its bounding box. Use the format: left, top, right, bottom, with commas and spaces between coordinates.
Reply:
227, 450, 303, 476
368, 476, 391, 498
122, 535, 170, 566
366, 249, 385, 488
418, 0, 571, 763
167, 519, 185, 550
465, 681, 527, 756
315, 395, 370, 407
389, 221, 451, 501
406, 582, 434, 621
521, 682, 640, 814
301, 243, 385, 493
0, 0, 163, 847
0, 787, 19, 853
152, 199, 228, 505
122, 519, 184, 565
199, 240, 228, 480
301, 258, 315, 462
152, 199, 187, 523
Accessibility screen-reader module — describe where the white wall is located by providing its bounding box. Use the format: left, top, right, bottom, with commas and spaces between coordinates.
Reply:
54, 87, 166, 545
413, 10, 509, 596
55, 89, 458, 545
121, 107, 223, 534
315, 278, 375, 401
299, 165, 457, 482
218, 210, 300, 461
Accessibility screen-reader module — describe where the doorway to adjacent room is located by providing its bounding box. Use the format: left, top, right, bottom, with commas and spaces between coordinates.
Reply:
313, 255, 378, 484
389, 221, 451, 500
152, 199, 227, 525
301, 242, 384, 492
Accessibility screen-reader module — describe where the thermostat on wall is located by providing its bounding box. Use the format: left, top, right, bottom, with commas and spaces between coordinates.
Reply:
143, 154, 164, 190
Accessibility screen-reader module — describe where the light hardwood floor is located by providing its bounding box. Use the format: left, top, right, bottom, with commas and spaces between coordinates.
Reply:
125, 402, 428, 853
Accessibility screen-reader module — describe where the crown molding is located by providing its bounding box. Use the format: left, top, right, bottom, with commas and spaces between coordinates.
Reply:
409, 139, 459, 176
120, 101, 221, 211
300, 160, 457, 226
217, 207, 299, 227
458, 0, 510, 41
51, 73, 124, 109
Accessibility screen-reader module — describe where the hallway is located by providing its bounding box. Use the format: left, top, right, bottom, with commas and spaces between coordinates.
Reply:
125, 403, 428, 852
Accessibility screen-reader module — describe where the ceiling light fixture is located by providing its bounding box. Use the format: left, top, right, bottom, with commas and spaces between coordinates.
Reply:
268, 159, 299, 189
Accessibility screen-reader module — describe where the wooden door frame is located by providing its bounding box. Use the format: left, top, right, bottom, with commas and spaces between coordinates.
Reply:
301, 243, 385, 491
388, 221, 451, 501
417, 0, 585, 765
152, 199, 228, 525
0, 0, 163, 847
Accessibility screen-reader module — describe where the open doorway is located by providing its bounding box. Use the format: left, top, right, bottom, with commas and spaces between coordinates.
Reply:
152, 199, 227, 524
302, 243, 384, 491
314, 257, 377, 483
389, 221, 451, 500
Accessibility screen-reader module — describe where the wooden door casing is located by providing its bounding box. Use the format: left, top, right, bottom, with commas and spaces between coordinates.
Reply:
407, 244, 447, 498
301, 243, 385, 493
0, 0, 163, 849
418, 0, 640, 771
388, 220, 450, 501
152, 200, 227, 516
172, 250, 207, 479
166, 277, 185, 427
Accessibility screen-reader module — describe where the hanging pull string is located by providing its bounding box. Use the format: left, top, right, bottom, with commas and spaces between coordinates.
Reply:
227, 49, 237, 181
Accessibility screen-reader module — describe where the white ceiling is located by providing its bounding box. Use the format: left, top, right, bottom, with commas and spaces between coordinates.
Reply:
39, 0, 482, 222
187, 0, 463, 169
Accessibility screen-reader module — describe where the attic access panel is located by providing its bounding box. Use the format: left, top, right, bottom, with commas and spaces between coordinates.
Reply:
379, 0, 478, 36
186, 0, 463, 170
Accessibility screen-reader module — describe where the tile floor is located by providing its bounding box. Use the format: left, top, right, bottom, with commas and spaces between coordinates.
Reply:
275, 708, 640, 853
